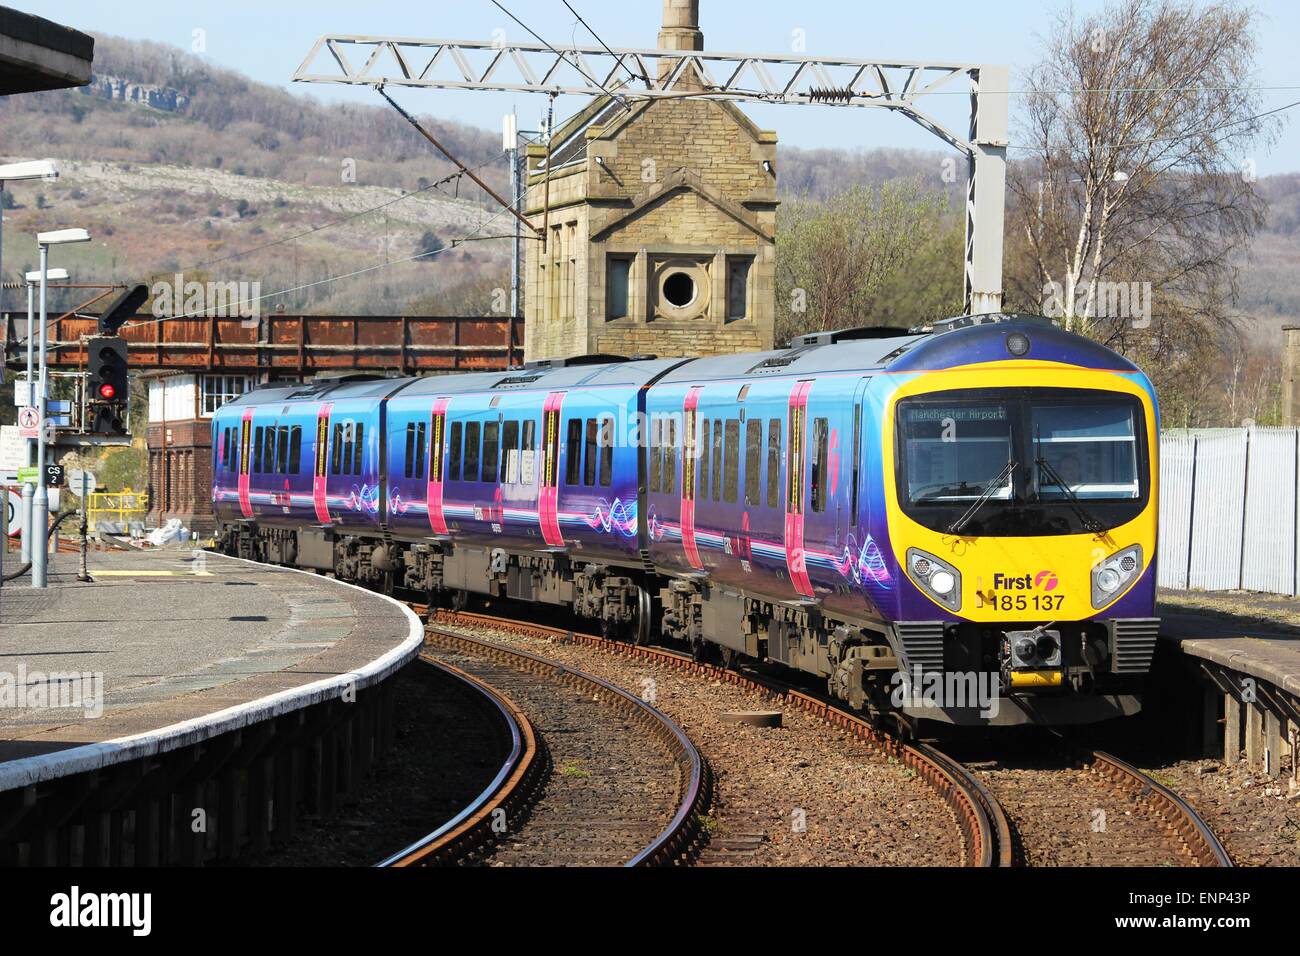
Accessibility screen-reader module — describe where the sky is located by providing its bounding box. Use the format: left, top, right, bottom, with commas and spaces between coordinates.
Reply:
20, 0, 1300, 174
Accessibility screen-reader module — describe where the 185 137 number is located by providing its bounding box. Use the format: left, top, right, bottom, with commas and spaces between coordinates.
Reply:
995, 593, 1064, 612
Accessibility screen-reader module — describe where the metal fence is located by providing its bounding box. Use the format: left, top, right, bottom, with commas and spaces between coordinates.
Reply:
1158, 427, 1300, 595
87, 488, 149, 534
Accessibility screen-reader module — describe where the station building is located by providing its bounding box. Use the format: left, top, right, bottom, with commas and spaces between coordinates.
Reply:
522, 0, 779, 362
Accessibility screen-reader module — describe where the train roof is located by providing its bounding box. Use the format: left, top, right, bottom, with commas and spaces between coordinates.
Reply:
221, 355, 689, 410
655, 313, 1138, 384
219, 314, 1139, 412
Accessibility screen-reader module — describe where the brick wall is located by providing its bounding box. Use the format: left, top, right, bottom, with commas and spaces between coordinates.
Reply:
147, 419, 213, 532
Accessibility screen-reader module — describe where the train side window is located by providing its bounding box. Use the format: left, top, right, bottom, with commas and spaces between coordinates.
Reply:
352, 424, 364, 475
253, 427, 264, 473
583, 418, 598, 486
664, 418, 677, 496
711, 418, 723, 502
698, 419, 711, 501
598, 417, 614, 487
331, 423, 343, 475
464, 421, 481, 481
276, 426, 290, 473
501, 420, 519, 482
522, 419, 536, 452
724, 419, 740, 503
417, 422, 428, 480
289, 426, 302, 473
449, 421, 463, 481
745, 419, 762, 506
811, 417, 828, 513
404, 422, 416, 478
482, 421, 500, 483
264, 426, 276, 474
565, 419, 583, 485
767, 419, 781, 509
649, 417, 662, 493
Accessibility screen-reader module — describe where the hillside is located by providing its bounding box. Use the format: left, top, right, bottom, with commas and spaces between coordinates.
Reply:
0, 34, 515, 319
0, 33, 1293, 333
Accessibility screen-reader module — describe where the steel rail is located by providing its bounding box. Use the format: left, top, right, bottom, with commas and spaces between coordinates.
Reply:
1089, 750, 1233, 867
421, 622, 713, 866
430, 608, 1011, 868
377, 656, 543, 867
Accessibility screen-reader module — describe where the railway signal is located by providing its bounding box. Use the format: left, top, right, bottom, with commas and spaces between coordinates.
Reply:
96, 282, 149, 335
86, 335, 129, 435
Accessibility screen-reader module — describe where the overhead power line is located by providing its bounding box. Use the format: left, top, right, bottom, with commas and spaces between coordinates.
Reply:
122, 184, 528, 331
559, 0, 645, 85
1007, 98, 1300, 153
488, 0, 631, 109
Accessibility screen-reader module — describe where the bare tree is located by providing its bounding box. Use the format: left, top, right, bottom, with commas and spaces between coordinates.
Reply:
775, 181, 957, 343
1008, 0, 1279, 347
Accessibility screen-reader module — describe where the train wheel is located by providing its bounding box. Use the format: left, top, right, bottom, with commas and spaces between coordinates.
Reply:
633, 584, 653, 647
450, 589, 469, 612
719, 646, 739, 670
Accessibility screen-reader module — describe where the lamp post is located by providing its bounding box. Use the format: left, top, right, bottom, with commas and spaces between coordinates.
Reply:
19, 266, 68, 565
0, 161, 58, 317
32, 228, 90, 589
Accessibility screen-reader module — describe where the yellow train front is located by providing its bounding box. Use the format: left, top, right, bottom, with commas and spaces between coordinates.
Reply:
873, 315, 1159, 727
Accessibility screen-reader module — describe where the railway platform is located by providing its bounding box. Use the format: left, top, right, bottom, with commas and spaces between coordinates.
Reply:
1158, 590, 1300, 778
0, 546, 422, 865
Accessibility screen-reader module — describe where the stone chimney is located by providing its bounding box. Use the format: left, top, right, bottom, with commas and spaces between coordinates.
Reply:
1284, 326, 1300, 427
657, 0, 703, 87
658, 0, 703, 52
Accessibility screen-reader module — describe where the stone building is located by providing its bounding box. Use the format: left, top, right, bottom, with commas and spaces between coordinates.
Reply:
522, 0, 778, 362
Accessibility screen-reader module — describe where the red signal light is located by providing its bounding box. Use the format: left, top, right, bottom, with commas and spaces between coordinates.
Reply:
98, 383, 117, 400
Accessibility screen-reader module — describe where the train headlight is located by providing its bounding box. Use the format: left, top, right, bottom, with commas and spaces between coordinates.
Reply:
1091, 545, 1143, 609
906, 548, 962, 612
929, 570, 956, 596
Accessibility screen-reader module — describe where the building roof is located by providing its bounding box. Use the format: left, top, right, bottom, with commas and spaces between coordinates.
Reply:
0, 6, 94, 94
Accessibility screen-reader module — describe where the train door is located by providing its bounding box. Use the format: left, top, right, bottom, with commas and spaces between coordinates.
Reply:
426, 398, 449, 535
238, 408, 254, 520
784, 380, 814, 598
680, 385, 704, 570
845, 378, 871, 539
538, 392, 565, 547
312, 403, 333, 524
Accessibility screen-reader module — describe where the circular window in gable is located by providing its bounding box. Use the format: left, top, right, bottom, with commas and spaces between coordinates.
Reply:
662, 271, 696, 308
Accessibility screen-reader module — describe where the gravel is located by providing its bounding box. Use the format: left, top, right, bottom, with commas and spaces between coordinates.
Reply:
439, 619, 966, 867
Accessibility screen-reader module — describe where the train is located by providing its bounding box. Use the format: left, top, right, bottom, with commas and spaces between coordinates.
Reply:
211, 313, 1160, 729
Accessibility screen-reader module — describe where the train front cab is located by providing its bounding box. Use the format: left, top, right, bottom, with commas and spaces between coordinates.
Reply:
880, 359, 1160, 727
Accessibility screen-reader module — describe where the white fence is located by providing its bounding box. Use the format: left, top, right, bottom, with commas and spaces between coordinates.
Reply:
1158, 427, 1300, 596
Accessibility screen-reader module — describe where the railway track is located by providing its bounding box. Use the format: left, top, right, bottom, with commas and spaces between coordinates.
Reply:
383, 616, 711, 866
377, 657, 543, 867
1086, 750, 1233, 867
426, 608, 1011, 867
379, 608, 1227, 868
